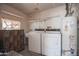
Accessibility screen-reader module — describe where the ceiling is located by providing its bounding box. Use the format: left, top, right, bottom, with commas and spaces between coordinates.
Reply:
6, 3, 64, 15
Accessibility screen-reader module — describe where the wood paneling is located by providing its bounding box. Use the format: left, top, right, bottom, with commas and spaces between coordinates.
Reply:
0, 30, 25, 52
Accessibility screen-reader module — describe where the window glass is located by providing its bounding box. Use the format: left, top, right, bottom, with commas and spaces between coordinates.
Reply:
2, 18, 21, 30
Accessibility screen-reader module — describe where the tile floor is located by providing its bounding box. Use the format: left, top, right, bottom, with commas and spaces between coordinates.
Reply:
19, 46, 42, 56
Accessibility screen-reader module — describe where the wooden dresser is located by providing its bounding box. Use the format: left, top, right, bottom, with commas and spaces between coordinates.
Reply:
0, 30, 25, 52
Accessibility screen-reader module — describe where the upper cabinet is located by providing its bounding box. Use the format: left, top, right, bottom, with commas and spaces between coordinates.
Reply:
30, 22, 40, 30
30, 17, 62, 30
45, 17, 62, 29
39, 21, 46, 29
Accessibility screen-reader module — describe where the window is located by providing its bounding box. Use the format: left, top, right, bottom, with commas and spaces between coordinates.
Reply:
2, 18, 21, 30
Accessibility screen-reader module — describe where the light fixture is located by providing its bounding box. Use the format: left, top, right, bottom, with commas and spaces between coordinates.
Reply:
34, 3, 40, 11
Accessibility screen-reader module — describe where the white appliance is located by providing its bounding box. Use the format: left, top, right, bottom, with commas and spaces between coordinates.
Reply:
28, 31, 62, 56
62, 16, 77, 56
42, 31, 61, 56
28, 31, 42, 54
